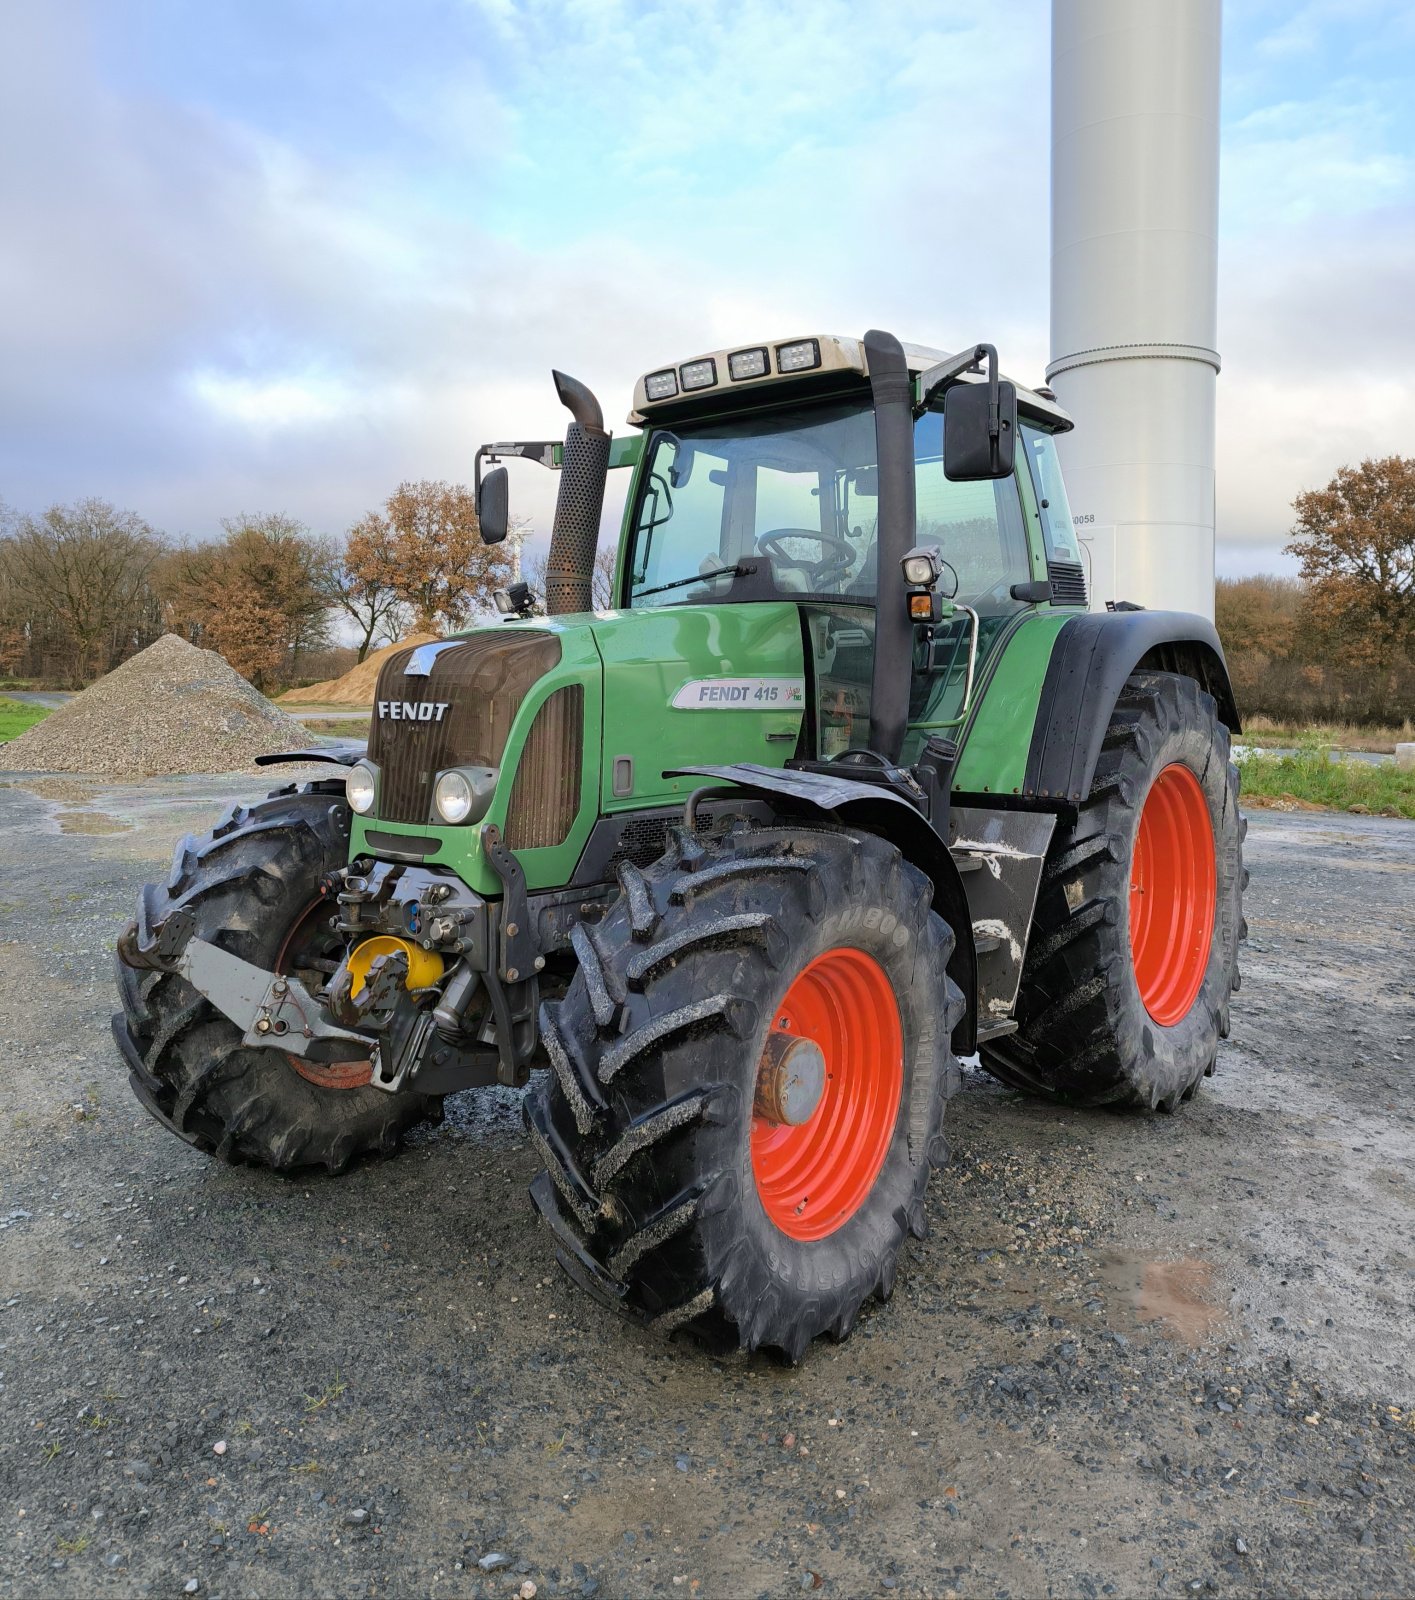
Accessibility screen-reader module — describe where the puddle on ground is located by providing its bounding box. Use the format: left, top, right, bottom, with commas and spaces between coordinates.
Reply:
1099, 1252, 1224, 1346
55, 810, 130, 835
1, 776, 100, 804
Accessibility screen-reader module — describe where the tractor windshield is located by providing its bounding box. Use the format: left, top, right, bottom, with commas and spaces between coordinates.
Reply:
626, 400, 883, 608
625, 398, 1031, 619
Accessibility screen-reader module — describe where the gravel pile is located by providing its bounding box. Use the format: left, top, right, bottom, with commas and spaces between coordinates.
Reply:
0, 633, 316, 777
280, 632, 438, 705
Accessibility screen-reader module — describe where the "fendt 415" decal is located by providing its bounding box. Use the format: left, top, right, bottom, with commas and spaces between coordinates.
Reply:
671, 677, 805, 710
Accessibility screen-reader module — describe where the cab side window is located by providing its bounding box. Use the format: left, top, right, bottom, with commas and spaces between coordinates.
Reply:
1022, 425, 1088, 606
906, 407, 1034, 735
912, 407, 1031, 618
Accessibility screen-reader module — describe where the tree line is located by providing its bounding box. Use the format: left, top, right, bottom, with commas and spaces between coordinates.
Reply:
0, 481, 514, 692
4, 452, 1409, 719
1219, 454, 1415, 726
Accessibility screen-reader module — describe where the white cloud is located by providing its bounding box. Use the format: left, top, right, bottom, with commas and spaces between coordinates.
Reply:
187, 371, 356, 428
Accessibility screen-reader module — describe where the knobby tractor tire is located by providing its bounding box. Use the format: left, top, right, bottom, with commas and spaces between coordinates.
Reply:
981, 670, 1247, 1110
113, 783, 440, 1171
525, 823, 965, 1361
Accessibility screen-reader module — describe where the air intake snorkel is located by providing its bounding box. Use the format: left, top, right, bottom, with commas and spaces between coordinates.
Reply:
545, 371, 610, 615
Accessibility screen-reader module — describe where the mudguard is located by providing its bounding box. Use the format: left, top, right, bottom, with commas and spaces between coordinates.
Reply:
254, 743, 368, 767
669, 762, 980, 1052
1022, 610, 1239, 806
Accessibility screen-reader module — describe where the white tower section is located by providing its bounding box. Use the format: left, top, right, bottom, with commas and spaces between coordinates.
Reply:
1048, 0, 1221, 620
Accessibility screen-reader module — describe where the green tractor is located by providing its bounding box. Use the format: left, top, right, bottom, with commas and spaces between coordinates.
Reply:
115, 330, 1245, 1359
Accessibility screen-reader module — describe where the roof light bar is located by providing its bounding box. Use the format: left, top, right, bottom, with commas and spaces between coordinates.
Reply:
643, 369, 678, 401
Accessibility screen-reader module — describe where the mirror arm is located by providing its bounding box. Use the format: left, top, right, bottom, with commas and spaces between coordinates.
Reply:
915, 343, 996, 415
473, 441, 561, 496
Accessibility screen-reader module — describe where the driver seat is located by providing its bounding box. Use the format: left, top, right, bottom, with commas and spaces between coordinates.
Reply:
845, 536, 878, 598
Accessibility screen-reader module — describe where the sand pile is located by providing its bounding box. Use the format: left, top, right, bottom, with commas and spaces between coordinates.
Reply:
1, 634, 317, 777
280, 633, 439, 705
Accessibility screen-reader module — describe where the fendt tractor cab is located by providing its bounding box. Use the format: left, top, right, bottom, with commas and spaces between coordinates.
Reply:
116, 331, 1245, 1359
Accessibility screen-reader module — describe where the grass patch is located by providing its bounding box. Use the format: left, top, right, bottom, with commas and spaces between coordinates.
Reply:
300, 716, 370, 738
0, 698, 50, 740
1238, 746, 1415, 819
302, 1373, 347, 1414
1243, 713, 1413, 754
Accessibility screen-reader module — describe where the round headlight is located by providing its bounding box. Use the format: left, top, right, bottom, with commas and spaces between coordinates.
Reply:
434, 769, 475, 825
345, 760, 377, 815
433, 766, 498, 825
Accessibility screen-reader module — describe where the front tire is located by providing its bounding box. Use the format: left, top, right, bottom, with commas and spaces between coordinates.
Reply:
981, 671, 1245, 1110
114, 783, 441, 1171
525, 823, 964, 1360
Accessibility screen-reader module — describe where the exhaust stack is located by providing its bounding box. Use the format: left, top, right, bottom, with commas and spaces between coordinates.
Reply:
546, 370, 610, 615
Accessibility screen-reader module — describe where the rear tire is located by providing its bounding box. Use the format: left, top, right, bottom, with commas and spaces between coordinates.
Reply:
113, 783, 441, 1171
980, 671, 1245, 1110
525, 822, 964, 1360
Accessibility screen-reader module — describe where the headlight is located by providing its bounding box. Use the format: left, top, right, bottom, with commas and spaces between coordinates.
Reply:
345, 760, 377, 815
433, 766, 498, 825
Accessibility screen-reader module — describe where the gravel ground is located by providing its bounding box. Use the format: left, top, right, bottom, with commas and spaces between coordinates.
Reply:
1, 771, 1412, 1600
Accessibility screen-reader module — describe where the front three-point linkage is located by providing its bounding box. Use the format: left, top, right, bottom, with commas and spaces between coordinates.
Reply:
118, 902, 376, 1065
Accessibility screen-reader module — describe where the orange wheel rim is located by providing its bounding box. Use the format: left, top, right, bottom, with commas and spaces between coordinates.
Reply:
750, 946, 903, 1241
1130, 763, 1217, 1027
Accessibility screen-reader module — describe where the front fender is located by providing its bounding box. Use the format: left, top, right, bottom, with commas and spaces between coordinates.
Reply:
670, 762, 979, 1053
255, 743, 367, 767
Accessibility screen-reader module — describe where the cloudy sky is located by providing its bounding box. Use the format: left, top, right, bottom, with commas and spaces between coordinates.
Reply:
2, 0, 1412, 577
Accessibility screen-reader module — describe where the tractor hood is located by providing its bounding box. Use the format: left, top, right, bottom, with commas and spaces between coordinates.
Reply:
348, 604, 807, 897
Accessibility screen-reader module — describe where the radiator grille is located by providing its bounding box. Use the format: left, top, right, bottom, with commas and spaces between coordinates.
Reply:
505, 685, 584, 850
1048, 559, 1088, 608
368, 632, 561, 825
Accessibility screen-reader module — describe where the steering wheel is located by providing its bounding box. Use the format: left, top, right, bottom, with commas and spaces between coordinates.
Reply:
755, 528, 857, 583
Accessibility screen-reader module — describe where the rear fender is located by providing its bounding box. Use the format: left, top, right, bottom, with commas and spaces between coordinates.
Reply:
1023, 611, 1239, 805
670, 762, 979, 1053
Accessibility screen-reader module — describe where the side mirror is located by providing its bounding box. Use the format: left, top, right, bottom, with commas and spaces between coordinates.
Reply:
477, 465, 509, 545
943, 380, 1017, 481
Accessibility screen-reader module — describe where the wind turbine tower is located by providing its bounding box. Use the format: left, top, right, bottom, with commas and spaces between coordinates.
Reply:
1048, 0, 1222, 620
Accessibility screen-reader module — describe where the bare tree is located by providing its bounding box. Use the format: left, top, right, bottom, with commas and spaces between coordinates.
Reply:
1, 499, 164, 683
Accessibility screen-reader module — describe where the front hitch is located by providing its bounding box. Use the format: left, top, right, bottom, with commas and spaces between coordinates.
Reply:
118, 906, 374, 1065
